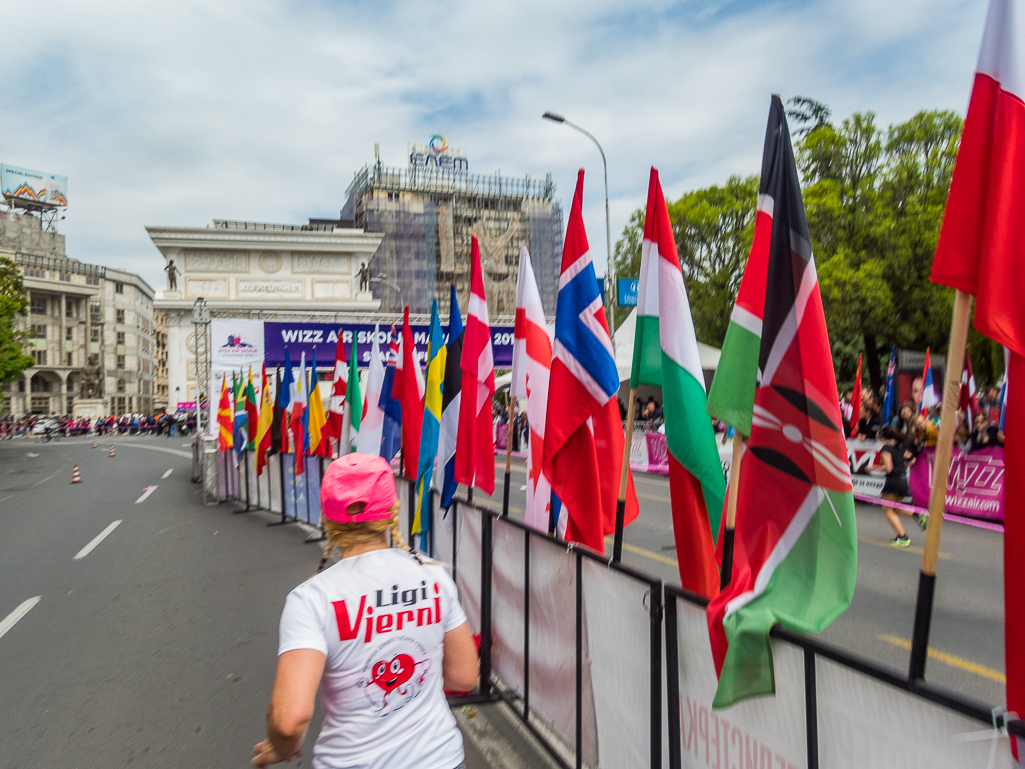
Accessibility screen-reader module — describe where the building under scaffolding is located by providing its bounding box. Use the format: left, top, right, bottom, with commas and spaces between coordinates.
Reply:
341, 163, 564, 318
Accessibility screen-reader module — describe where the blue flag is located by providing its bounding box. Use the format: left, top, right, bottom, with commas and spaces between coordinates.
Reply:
378, 329, 402, 462
439, 285, 464, 509
882, 346, 897, 425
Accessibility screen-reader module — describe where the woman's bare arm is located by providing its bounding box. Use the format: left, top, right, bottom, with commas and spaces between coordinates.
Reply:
253, 649, 325, 766
443, 621, 479, 692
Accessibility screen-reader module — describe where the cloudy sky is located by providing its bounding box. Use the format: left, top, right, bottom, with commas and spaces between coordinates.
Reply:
1, 0, 988, 292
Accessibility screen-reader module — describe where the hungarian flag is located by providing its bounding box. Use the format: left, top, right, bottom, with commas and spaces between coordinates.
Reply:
414, 300, 447, 544
439, 286, 465, 509
544, 169, 635, 553
960, 345, 980, 422
849, 354, 862, 438
396, 306, 425, 480
356, 325, 386, 456
340, 337, 361, 454
928, 0, 1025, 751
289, 352, 308, 475
325, 330, 347, 453
511, 246, 554, 533
217, 374, 233, 452
705, 96, 857, 709
256, 364, 274, 475
632, 167, 725, 599
455, 237, 496, 494
919, 349, 940, 417
307, 348, 329, 457
244, 368, 259, 451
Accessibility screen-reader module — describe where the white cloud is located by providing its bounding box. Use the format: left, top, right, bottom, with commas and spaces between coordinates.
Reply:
0, 0, 988, 290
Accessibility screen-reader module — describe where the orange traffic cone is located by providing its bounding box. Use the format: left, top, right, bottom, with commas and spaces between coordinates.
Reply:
71, 465, 82, 484
109, 444, 115, 458
92, 437, 97, 449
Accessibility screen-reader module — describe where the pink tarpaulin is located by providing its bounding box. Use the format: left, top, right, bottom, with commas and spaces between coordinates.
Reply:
909, 446, 1005, 522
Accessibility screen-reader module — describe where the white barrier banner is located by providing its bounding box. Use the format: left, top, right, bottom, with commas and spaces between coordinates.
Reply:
675, 598, 807, 769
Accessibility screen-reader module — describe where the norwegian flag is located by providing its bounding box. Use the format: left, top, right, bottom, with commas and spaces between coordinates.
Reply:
396, 306, 426, 480
454, 237, 496, 494
324, 329, 347, 454
511, 246, 554, 533
543, 169, 627, 554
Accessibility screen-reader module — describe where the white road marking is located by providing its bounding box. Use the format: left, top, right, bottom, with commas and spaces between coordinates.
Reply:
0, 596, 41, 641
135, 486, 158, 504
161, 468, 173, 479
74, 520, 122, 560
26, 452, 39, 457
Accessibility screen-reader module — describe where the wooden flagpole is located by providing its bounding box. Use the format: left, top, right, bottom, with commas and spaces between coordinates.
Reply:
719, 432, 744, 590
613, 388, 638, 563
909, 289, 972, 680
502, 398, 516, 517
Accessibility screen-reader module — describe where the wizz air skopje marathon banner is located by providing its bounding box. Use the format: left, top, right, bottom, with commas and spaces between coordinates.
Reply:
208, 319, 515, 426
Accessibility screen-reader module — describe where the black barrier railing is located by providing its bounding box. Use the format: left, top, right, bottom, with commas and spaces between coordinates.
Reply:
663, 584, 1011, 769
451, 498, 664, 769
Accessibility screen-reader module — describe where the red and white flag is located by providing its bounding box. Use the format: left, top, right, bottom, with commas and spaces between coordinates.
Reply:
396, 306, 425, 480
454, 237, 496, 494
959, 346, 980, 423
928, 0, 1025, 757
511, 246, 553, 532
325, 330, 347, 455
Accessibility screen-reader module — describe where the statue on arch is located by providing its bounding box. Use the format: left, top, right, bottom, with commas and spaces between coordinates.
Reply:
357, 262, 371, 292
164, 259, 179, 290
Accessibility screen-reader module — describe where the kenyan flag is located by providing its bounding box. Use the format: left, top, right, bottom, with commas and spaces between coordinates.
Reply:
631, 167, 726, 600
705, 96, 857, 709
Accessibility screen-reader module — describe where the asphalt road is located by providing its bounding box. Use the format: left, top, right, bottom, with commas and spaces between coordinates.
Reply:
0, 437, 1004, 769
479, 454, 1006, 706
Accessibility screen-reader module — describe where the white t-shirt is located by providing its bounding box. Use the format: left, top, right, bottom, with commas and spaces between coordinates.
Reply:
278, 548, 468, 769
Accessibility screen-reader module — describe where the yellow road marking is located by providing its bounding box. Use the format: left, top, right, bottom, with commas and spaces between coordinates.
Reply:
637, 492, 671, 503
604, 536, 679, 567
0, 494, 10, 503
878, 634, 1005, 684
30, 474, 55, 488
858, 535, 951, 559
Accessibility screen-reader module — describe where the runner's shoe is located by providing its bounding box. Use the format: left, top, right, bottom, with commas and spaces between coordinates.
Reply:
916, 513, 928, 531
890, 535, 911, 548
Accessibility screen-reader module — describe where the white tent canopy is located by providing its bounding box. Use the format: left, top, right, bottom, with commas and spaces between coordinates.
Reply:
493, 308, 720, 392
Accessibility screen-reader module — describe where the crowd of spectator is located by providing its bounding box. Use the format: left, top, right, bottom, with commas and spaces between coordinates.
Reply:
0, 411, 197, 440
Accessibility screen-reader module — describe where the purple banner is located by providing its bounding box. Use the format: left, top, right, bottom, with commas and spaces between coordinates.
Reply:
262, 322, 514, 369
909, 446, 1005, 522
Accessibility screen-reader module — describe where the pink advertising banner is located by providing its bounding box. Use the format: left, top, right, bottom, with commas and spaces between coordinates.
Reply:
909, 446, 1005, 522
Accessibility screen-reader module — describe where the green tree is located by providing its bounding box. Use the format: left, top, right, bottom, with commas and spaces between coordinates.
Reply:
0, 256, 34, 397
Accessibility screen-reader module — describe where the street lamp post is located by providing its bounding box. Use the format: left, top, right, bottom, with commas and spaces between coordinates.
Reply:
542, 111, 615, 349
369, 273, 403, 312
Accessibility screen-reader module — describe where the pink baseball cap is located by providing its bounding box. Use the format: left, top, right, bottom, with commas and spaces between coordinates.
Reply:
321, 453, 398, 523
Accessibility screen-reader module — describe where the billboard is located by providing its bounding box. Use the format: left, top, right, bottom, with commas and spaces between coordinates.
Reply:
1, 164, 68, 207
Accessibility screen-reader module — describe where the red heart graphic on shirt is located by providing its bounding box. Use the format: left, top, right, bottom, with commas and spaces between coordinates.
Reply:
370, 654, 415, 695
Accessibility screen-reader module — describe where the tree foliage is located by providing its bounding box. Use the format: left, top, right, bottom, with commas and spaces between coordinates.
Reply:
0, 256, 34, 391
613, 101, 1002, 391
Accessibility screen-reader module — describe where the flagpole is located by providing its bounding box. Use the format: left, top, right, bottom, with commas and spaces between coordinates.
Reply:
909, 289, 972, 680
614, 388, 638, 563
720, 433, 743, 590
502, 398, 516, 517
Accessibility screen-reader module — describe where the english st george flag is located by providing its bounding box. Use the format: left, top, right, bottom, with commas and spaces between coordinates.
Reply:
705, 96, 857, 708
632, 168, 726, 599
928, 0, 1025, 754
544, 169, 637, 553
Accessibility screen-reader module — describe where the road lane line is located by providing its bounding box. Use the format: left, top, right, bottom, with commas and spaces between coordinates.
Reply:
0, 495, 10, 503
858, 535, 951, 559
135, 486, 158, 504
74, 520, 122, 560
878, 634, 1005, 684
115, 442, 191, 459
637, 492, 671, 503
161, 468, 174, 479
30, 474, 55, 488
604, 536, 679, 567
0, 597, 41, 641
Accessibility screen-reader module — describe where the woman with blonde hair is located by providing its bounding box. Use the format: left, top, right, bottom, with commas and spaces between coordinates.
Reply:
252, 453, 478, 768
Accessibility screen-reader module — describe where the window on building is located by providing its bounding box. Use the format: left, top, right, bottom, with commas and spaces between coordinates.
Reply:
30, 296, 47, 315
117, 355, 126, 369
31, 324, 46, 338
86, 274, 99, 286
66, 352, 73, 366
32, 350, 47, 365
65, 327, 73, 341
90, 303, 101, 323
59, 271, 71, 282
116, 309, 125, 324
2, 397, 11, 413
30, 396, 49, 414
24, 267, 45, 279
116, 331, 125, 345
66, 299, 77, 318
115, 282, 124, 294
117, 378, 126, 393
90, 327, 100, 342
